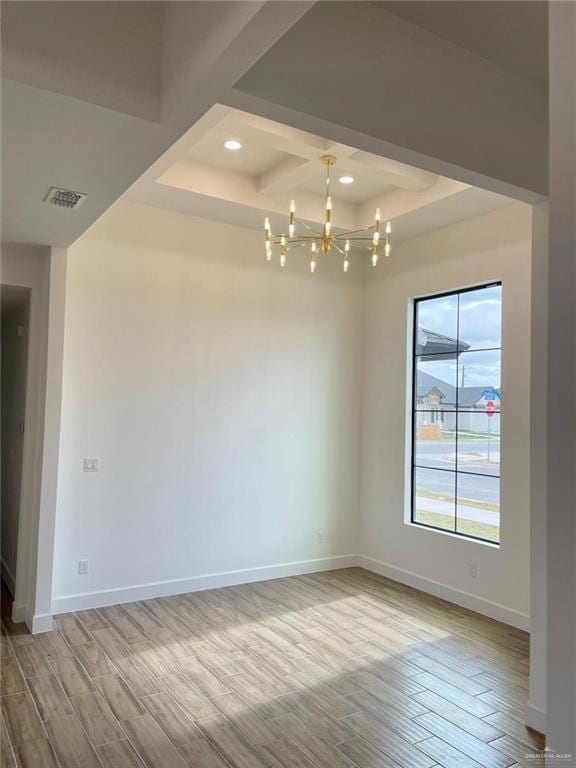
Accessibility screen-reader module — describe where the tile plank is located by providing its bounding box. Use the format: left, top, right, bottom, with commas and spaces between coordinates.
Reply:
14, 738, 60, 768
121, 714, 188, 768
97, 739, 146, 768
1, 692, 45, 746
49, 656, 93, 698
13, 647, 51, 679
44, 714, 101, 768
0, 657, 26, 695
196, 719, 271, 768
414, 713, 515, 768
93, 674, 147, 722
413, 689, 505, 742
177, 738, 233, 768
141, 692, 202, 746
70, 691, 126, 746
336, 736, 403, 768
342, 712, 435, 768
27, 675, 74, 721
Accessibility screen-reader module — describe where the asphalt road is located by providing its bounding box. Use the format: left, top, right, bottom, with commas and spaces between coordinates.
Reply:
414, 438, 499, 504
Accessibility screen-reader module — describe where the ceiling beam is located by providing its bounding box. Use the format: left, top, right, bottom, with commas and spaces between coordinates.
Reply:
256, 137, 359, 196
258, 155, 317, 194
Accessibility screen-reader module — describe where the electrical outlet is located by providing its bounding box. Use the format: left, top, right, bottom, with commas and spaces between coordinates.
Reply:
317, 531, 325, 545
469, 563, 478, 578
83, 458, 99, 472
78, 559, 89, 575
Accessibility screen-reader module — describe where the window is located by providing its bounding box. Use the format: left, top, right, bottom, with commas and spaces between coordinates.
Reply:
410, 283, 502, 544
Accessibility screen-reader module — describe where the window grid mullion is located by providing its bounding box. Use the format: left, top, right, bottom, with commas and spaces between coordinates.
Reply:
454, 293, 460, 533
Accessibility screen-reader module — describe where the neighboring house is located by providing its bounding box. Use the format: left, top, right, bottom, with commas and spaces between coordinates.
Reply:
416, 329, 500, 435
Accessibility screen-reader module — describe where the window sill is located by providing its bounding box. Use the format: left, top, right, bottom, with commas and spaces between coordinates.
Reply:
406, 520, 500, 549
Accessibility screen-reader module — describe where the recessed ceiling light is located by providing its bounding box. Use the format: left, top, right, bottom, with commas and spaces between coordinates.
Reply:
224, 139, 242, 151
339, 175, 355, 185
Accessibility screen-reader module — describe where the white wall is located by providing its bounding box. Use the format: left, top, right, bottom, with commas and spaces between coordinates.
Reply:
52, 202, 363, 610
1, 294, 30, 592
359, 204, 532, 628
526, 202, 548, 732
546, 1, 576, 752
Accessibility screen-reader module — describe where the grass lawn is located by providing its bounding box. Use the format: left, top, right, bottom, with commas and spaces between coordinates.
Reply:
416, 487, 498, 513
440, 431, 500, 441
415, 510, 500, 543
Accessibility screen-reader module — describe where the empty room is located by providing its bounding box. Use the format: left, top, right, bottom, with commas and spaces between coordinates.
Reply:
1, 2, 575, 767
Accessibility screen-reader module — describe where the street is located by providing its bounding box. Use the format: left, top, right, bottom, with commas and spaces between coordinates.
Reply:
414, 436, 500, 515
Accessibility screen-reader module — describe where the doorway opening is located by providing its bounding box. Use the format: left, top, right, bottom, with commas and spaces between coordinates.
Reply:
1, 284, 31, 618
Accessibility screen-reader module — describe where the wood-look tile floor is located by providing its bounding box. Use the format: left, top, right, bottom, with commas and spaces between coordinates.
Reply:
0, 568, 544, 768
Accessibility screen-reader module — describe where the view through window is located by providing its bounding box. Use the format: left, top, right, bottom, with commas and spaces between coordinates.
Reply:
411, 283, 502, 544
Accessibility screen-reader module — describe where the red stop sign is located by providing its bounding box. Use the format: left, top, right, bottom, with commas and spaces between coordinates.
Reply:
486, 400, 495, 417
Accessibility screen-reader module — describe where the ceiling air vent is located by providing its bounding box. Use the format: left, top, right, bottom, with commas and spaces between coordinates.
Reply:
44, 187, 87, 210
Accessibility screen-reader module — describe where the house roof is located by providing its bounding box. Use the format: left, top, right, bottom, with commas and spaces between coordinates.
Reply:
417, 370, 494, 408
416, 327, 470, 358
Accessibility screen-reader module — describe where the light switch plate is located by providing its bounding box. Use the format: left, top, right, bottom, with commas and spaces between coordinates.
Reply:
83, 458, 99, 472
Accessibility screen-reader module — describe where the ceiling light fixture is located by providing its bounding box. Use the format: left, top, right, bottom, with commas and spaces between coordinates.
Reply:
224, 139, 242, 151
264, 155, 391, 274
339, 175, 355, 185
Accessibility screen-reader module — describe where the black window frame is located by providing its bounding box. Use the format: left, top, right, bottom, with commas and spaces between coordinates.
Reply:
410, 282, 502, 545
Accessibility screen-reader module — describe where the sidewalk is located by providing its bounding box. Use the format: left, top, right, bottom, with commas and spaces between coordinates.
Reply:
417, 496, 499, 526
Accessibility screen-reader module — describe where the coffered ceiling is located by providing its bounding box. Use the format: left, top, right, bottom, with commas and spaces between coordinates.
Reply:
125, 104, 515, 242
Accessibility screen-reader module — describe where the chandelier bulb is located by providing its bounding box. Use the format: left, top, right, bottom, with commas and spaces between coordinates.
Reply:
343, 259, 349, 273
385, 242, 391, 257
310, 259, 316, 274
280, 252, 286, 267
386, 221, 391, 234
265, 241, 272, 261
372, 251, 378, 267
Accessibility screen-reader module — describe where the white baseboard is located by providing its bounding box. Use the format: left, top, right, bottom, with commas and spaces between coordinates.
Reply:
29, 611, 54, 635
1, 558, 16, 597
357, 555, 530, 631
524, 701, 546, 735
10, 602, 53, 634
51, 552, 529, 634
52, 555, 357, 615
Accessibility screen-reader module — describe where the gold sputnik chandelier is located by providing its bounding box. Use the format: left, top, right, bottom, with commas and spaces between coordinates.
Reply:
264, 155, 392, 273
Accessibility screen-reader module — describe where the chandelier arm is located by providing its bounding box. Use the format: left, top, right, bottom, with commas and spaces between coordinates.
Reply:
273, 236, 311, 244
298, 219, 324, 237
331, 241, 348, 258
335, 236, 377, 241
336, 225, 377, 238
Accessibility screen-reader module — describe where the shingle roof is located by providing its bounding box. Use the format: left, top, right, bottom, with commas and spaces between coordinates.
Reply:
417, 371, 494, 408
416, 327, 470, 358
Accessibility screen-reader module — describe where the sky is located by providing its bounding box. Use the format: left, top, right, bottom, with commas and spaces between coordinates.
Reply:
417, 285, 502, 390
